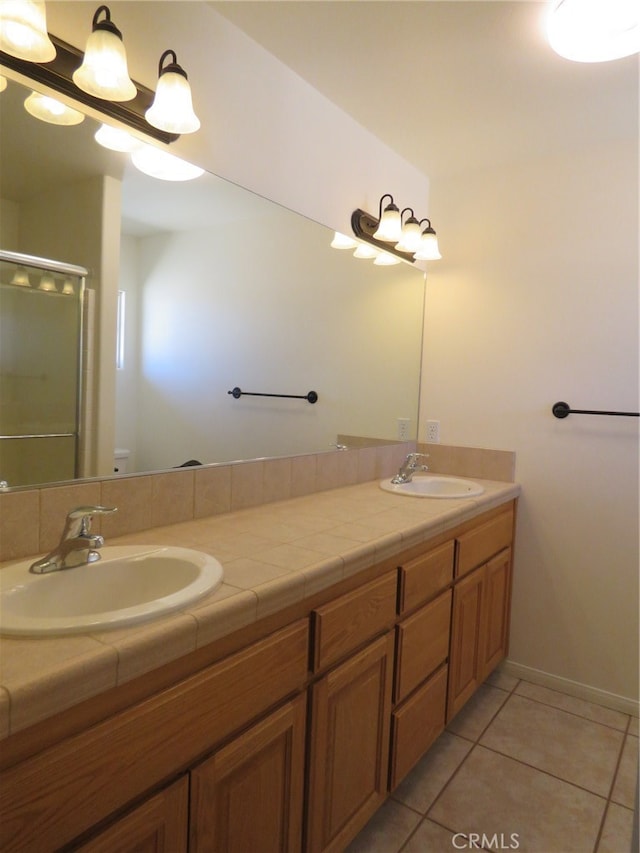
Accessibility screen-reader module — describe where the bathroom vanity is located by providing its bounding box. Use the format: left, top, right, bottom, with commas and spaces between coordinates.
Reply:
0, 483, 517, 852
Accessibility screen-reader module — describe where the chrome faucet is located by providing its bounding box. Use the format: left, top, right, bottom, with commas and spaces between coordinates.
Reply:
30, 505, 117, 574
391, 452, 430, 484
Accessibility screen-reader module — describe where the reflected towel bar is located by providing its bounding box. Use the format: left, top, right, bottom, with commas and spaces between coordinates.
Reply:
228, 386, 318, 404
552, 401, 639, 419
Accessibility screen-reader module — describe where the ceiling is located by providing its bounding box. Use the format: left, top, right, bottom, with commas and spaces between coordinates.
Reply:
212, 1, 638, 182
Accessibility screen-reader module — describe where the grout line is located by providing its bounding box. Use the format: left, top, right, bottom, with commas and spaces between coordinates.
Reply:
511, 687, 632, 734
592, 716, 634, 852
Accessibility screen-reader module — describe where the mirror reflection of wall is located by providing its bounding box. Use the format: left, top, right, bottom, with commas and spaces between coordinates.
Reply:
0, 73, 425, 487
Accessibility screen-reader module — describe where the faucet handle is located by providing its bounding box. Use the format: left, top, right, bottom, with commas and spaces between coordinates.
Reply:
64, 506, 117, 537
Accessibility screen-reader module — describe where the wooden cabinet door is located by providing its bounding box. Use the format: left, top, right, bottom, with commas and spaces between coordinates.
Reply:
190, 693, 306, 853
479, 549, 512, 680
306, 632, 395, 853
76, 776, 188, 853
447, 567, 484, 722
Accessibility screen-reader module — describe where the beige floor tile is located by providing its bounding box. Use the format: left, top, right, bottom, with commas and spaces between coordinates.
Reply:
485, 666, 519, 692
392, 731, 472, 814
345, 798, 421, 853
611, 735, 638, 809
596, 803, 635, 853
429, 746, 606, 853
403, 818, 462, 852
628, 716, 639, 737
516, 681, 630, 731
447, 684, 510, 741
480, 694, 624, 796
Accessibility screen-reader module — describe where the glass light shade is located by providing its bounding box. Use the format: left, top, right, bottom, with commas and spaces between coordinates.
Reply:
146, 65, 200, 134
373, 206, 402, 242
395, 219, 422, 253
353, 242, 379, 259
547, 0, 640, 62
73, 25, 136, 101
95, 122, 141, 152
11, 265, 30, 286
38, 272, 57, 291
0, 76, 7, 93
24, 91, 85, 125
61, 278, 75, 295
414, 231, 442, 261
330, 231, 358, 249
373, 252, 402, 266
131, 144, 204, 182
0, 0, 56, 62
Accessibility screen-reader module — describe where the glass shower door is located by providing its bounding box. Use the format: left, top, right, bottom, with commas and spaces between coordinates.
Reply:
0, 251, 86, 488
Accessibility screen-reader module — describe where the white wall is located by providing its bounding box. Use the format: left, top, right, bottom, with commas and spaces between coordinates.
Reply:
421, 135, 639, 706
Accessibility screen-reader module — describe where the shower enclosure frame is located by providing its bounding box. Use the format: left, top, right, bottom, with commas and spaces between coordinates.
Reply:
0, 249, 88, 487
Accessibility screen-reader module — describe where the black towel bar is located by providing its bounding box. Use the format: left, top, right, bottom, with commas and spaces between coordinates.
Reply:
552, 401, 639, 419
228, 386, 318, 404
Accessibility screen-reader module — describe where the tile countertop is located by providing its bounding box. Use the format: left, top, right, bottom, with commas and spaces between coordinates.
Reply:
0, 477, 520, 740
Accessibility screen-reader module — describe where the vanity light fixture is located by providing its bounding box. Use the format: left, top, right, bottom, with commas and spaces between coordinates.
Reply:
10, 265, 30, 286
0, 0, 55, 63
61, 277, 75, 295
352, 242, 379, 260
24, 90, 84, 125
395, 208, 422, 254
372, 194, 402, 242
546, 0, 640, 62
351, 198, 442, 264
373, 252, 402, 266
38, 271, 57, 291
0, 74, 7, 92
145, 49, 200, 135
413, 219, 442, 261
72, 5, 136, 102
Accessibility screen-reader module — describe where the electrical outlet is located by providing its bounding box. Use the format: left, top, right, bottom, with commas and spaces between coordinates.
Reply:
397, 418, 410, 440
426, 420, 440, 443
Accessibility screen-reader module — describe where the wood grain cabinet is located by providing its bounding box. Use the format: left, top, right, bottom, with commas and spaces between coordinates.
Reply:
0, 501, 517, 853
190, 693, 307, 853
448, 506, 515, 721
306, 632, 395, 853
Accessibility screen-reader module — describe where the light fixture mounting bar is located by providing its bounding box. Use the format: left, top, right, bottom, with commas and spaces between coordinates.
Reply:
0, 35, 178, 144
351, 208, 415, 263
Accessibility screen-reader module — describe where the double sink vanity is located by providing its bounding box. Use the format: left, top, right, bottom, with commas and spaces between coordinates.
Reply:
0, 466, 519, 852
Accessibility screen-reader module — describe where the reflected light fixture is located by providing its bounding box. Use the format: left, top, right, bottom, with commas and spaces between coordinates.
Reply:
353, 242, 379, 260
546, 0, 640, 62
373, 252, 401, 266
24, 90, 85, 125
11, 265, 30, 286
72, 5, 136, 101
0, 75, 7, 92
38, 271, 57, 291
0, 0, 56, 62
61, 278, 75, 295
413, 219, 442, 261
330, 231, 358, 250
131, 143, 204, 181
95, 122, 141, 152
372, 193, 402, 242
146, 49, 200, 134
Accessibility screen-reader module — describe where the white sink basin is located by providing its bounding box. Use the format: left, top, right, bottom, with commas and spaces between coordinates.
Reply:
380, 474, 484, 499
0, 545, 224, 636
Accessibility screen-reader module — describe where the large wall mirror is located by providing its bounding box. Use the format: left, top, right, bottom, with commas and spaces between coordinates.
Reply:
0, 72, 425, 489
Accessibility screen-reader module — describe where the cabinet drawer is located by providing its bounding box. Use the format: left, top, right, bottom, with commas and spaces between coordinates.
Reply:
398, 541, 454, 614
389, 664, 448, 790
312, 571, 397, 671
394, 589, 452, 704
456, 507, 513, 578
